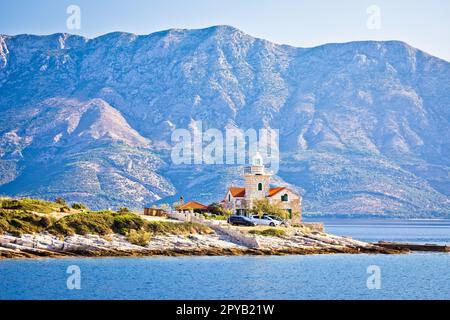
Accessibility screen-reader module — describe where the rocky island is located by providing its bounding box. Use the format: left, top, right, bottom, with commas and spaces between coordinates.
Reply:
0, 198, 405, 259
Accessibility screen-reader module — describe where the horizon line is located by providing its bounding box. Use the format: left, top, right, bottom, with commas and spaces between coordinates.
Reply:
1, 24, 448, 62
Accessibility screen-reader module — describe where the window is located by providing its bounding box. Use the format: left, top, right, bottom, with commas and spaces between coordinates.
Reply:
258, 183, 263, 191
287, 209, 292, 219
228, 194, 231, 201
281, 194, 289, 202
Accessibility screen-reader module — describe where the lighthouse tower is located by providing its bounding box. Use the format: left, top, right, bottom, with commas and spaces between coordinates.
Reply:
244, 153, 272, 207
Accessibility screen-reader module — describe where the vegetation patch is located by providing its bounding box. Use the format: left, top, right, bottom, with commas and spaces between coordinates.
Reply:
0, 198, 215, 241
126, 229, 152, 246
71, 203, 88, 210
0, 209, 52, 236
112, 213, 145, 235
251, 199, 291, 219
249, 228, 286, 238
207, 203, 232, 217
201, 213, 228, 221
51, 212, 115, 236
0, 197, 63, 214
145, 221, 213, 236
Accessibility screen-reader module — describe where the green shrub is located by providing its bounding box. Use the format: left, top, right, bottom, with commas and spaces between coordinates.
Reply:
250, 199, 289, 219
207, 203, 233, 217
0, 209, 50, 235
60, 206, 71, 213
0, 197, 61, 213
50, 210, 145, 236
249, 228, 286, 238
118, 207, 130, 214
0, 198, 215, 238
0, 218, 8, 234
38, 216, 52, 228
71, 203, 88, 210
126, 229, 151, 246
112, 213, 145, 235
0, 199, 21, 210
9, 218, 24, 229
55, 197, 67, 206
51, 212, 115, 236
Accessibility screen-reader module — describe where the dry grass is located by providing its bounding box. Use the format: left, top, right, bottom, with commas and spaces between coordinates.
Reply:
249, 228, 286, 237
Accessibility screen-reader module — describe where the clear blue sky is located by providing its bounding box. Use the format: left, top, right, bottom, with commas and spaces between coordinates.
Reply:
1, 0, 449, 61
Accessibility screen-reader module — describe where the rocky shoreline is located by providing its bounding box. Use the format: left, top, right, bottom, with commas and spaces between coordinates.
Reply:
0, 229, 406, 259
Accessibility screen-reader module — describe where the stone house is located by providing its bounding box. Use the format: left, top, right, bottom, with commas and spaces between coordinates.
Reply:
222, 153, 302, 223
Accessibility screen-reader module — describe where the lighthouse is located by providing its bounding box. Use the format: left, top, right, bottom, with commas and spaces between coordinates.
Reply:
243, 153, 272, 207
223, 152, 302, 222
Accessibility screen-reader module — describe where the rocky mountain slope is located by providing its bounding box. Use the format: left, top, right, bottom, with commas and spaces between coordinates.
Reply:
0, 26, 449, 216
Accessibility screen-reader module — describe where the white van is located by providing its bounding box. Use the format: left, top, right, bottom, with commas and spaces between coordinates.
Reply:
250, 215, 283, 227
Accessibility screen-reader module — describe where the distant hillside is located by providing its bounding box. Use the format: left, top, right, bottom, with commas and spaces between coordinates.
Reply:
0, 26, 449, 217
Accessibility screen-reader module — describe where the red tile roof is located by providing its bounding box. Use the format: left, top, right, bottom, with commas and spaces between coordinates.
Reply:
228, 187, 246, 198
178, 201, 208, 210
267, 187, 287, 197
227, 187, 289, 198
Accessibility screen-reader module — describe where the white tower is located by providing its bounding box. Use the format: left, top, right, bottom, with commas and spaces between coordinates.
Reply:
244, 153, 272, 205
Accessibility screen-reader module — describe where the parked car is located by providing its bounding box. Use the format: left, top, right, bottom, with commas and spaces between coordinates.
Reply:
268, 215, 290, 227
250, 215, 282, 227
227, 215, 256, 226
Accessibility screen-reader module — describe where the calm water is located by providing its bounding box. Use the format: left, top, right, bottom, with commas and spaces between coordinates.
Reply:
0, 219, 449, 300
318, 218, 450, 244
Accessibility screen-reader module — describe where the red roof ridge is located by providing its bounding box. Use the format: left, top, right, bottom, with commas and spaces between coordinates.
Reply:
178, 201, 208, 210
267, 187, 287, 197
228, 187, 246, 198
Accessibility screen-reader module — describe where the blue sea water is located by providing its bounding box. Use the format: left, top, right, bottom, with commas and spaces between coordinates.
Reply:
0, 219, 449, 300
319, 218, 450, 244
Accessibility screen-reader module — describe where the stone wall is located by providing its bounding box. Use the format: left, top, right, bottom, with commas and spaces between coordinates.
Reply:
244, 174, 271, 201
168, 211, 260, 248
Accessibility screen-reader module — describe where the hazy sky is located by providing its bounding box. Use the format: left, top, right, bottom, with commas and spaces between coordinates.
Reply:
1, 0, 449, 61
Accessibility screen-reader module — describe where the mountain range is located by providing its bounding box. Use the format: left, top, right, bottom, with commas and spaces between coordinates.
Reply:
0, 25, 449, 217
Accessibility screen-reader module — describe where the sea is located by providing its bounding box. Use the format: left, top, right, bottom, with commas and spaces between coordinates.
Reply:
0, 219, 449, 300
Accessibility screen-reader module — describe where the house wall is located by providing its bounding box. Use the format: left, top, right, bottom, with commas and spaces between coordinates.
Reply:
144, 208, 168, 217
244, 174, 271, 200
224, 188, 302, 222
223, 194, 249, 213
269, 189, 302, 224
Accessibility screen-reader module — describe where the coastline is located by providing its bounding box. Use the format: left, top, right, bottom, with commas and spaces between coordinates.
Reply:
0, 230, 406, 260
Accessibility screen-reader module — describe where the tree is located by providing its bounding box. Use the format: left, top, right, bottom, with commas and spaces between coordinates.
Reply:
207, 203, 223, 215
208, 203, 232, 217
55, 197, 67, 206
220, 208, 233, 217
118, 207, 130, 214
250, 199, 289, 219
71, 203, 88, 210
172, 202, 181, 211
